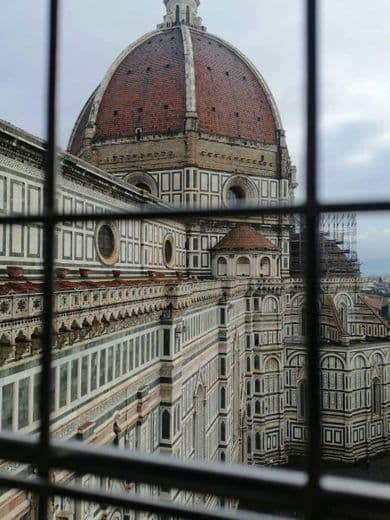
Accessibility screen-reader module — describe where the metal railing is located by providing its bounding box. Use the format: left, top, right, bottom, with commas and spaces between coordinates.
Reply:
0, 1, 389, 519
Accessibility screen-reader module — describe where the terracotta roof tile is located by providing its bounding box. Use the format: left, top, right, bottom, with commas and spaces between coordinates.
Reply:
213, 225, 278, 251
69, 27, 277, 152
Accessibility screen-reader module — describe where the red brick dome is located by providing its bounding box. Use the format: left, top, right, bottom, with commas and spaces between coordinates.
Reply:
69, 25, 282, 155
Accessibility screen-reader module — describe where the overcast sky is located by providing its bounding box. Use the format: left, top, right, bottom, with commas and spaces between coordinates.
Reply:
1, 0, 389, 274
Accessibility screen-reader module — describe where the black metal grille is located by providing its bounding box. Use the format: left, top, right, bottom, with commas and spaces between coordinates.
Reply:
0, 1, 389, 519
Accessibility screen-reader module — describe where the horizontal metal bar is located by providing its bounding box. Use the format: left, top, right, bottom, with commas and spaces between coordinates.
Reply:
1, 437, 390, 518
0, 434, 305, 511
321, 475, 390, 515
0, 472, 282, 520
0, 200, 389, 226
1, 435, 390, 517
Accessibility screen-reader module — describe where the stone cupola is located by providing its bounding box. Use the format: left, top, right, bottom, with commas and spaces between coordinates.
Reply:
159, 0, 204, 30
211, 226, 281, 279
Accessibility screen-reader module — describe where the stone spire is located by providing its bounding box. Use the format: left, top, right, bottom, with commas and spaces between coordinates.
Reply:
159, 0, 205, 30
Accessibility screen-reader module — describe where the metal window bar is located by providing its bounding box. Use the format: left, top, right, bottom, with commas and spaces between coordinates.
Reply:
0, 0, 389, 519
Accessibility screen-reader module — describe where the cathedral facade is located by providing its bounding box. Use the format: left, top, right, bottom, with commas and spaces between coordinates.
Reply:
0, 1, 389, 518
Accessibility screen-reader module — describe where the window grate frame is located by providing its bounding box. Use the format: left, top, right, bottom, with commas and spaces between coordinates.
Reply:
0, 0, 389, 518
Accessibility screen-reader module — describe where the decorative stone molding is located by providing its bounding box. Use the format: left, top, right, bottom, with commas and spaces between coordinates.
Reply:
222, 175, 259, 207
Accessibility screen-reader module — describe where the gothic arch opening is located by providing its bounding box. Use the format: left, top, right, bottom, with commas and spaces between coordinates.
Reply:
194, 385, 206, 459
372, 377, 381, 415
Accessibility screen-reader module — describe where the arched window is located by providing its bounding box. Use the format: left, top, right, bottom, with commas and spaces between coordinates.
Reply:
298, 381, 308, 419
246, 381, 251, 395
372, 378, 381, 415
161, 409, 171, 439
220, 387, 226, 409
135, 182, 151, 194
227, 186, 245, 207
339, 303, 348, 332
247, 403, 251, 417
260, 257, 271, 277
247, 435, 252, 454
220, 357, 226, 376
255, 379, 260, 393
220, 451, 226, 462
246, 357, 251, 372
300, 306, 307, 336
175, 4, 180, 23
220, 421, 226, 442
237, 257, 250, 277
186, 5, 190, 23
255, 401, 260, 414
262, 296, 278, 313
255, 432, 261, 450
254, 355, 260, 370
217, 257, 227, 276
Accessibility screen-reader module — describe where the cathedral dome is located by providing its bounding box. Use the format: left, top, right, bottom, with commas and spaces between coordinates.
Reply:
68, 1, 282, 157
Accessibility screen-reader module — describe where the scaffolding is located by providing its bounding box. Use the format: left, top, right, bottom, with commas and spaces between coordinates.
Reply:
290, 213, 360, 277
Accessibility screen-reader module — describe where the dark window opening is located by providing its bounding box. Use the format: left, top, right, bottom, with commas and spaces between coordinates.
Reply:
162, 410, 171, 439
164, 238, 173, 266
163, 329, 170, 357
227, 186, 245, 207
98, 225, 115, 259
135, 183, 151, 194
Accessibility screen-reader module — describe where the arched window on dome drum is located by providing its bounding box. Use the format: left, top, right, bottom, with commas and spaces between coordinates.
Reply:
227, 186, 246, 207
372, 378, 381, 415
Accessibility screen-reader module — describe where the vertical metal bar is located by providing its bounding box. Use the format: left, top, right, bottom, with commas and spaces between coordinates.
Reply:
38, 0, 60, 518
305, 0, 321, 519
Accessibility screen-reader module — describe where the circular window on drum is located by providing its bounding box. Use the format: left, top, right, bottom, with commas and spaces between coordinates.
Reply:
95, 221, 120, 266
163, 235, 175, 267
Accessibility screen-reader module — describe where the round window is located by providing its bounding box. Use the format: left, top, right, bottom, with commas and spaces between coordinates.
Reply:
227, 186, 245, 207
163, 237, 174, 267
98, 225, 115, 258
95, 222, 119, 266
